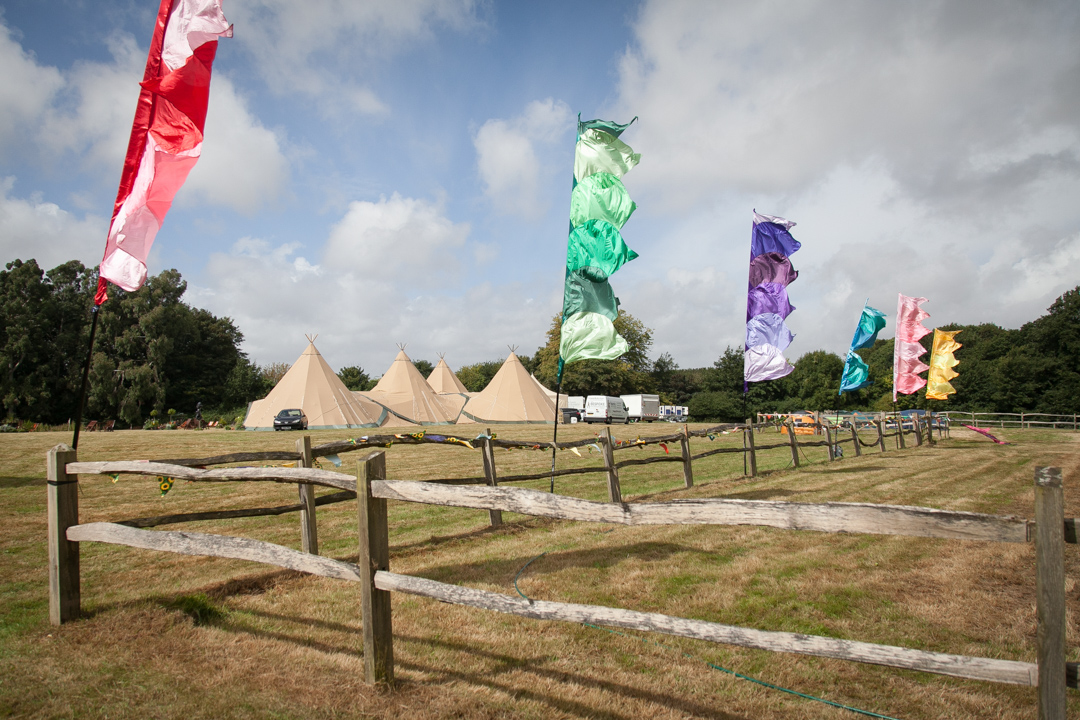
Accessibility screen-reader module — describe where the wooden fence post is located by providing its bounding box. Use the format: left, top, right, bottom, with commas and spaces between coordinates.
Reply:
897, 415, 907, 449
927, 413, 936, 445
358, 451, 393, 685
786, 420, 800, 468
913, 416, 923, 446
601, 427, 622, 503
1034, 467, 1066, 719
745, 418, 758, 477
48, 444, 80, 625
680, 424, 694, 489
849, 423, 862, 457
826, 424, 836, 461
296, 436, 318, 555
481, 429, 503, 527
874, 420, 886, 452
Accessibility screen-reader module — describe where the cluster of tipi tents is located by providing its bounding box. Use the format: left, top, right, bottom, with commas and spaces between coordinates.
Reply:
244, 340, 566, 430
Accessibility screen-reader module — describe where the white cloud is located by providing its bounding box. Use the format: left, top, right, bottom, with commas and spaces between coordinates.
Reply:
473, 98, 573, 220
182, 75, 290, 214
601, 0, 1080, 367
323, 193, 469, 280
227, 0, 482, 116
617, 0, 1080, 210
0, 177, 106, 269
191, 193, 551, 370
0, 24, 290, 214
0, 22, 63, 152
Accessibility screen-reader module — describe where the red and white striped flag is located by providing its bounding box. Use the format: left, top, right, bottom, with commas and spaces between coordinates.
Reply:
95, 0, 231, 304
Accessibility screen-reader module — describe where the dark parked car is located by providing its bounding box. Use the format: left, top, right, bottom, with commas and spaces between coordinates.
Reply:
273, 408, 308, 431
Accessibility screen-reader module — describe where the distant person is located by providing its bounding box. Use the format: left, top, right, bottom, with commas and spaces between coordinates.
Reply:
195, 402, 203, 429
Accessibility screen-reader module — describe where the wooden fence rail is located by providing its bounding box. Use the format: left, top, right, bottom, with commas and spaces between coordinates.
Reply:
47, 445, 1073, 715
73, 412, 951, 542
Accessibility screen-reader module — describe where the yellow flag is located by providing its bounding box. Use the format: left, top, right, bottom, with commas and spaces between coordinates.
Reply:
926, 329, 961, 400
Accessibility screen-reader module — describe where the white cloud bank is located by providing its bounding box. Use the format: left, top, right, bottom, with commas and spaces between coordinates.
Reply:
191, 193, 555, 371
605, 0, 1080, 364
473, 98, 572, 220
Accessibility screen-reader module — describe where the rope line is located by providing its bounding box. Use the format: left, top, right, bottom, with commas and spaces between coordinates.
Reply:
513, 552, 903, 720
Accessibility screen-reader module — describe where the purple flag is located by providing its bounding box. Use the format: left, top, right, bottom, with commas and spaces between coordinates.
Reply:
748, 252, 798, 288
751, 210, 802, 260
745, 313, 794, 351
746, 282, 794, 321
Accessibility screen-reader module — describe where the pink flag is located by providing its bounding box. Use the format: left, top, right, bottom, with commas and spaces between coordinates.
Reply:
95, 0, 231, 304
893, 294, 930, 400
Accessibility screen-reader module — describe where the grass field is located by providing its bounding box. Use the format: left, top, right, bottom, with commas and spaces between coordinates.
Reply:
2, 422, 1079, 718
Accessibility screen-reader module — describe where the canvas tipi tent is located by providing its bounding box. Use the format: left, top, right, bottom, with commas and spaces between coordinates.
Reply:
460, 352, 556, 424
427, 355, 469, 394
244, 341, 388, 430
360, 348, 461, 425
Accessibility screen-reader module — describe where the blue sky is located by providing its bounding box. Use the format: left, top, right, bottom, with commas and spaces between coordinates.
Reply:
3, 0, 1079, 378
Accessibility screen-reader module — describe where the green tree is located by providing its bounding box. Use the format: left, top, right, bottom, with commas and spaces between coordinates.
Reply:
412, 359, 435, 377
337, 365, 374, 391
456, 360, 502, 392
261, 362, 291, 387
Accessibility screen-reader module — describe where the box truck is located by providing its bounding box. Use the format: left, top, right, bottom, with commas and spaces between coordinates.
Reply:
620, 394, 659, 422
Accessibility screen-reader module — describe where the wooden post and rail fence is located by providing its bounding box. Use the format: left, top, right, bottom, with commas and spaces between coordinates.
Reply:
47, 441, 1074, 717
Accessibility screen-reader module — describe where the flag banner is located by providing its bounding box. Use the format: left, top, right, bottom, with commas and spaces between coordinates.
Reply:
746, 282, 795, 321
96, 0, 232, 304
566, 220, 639, 281
745, 313, 794, 351
745, 211, 800, 384
893, 294, 930, 400
926, 329, 961, 400
744, 344, 793, 383
573, 128, 641, 182
569, 173, 636, 229
839, 304, 887, 394
558, 116, 640, 378
750, 211, 802, 259
850, 305, 887, 350
748, 252, 799, 287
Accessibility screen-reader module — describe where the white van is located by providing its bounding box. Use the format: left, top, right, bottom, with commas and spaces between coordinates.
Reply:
584, 395, 629, 424
620, 394, 660, 422
567, 396, 585, 411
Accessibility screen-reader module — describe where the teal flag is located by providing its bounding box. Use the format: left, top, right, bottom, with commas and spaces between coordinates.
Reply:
566, 219, 639, 282
563, 270, 620, 321
839, 304, 886, 394
851, 305, 887, 350
578, 115, 637, 138
839, 353, 872, 393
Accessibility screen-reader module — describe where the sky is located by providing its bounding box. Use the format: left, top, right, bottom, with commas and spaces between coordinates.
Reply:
2, 0, 1079, 377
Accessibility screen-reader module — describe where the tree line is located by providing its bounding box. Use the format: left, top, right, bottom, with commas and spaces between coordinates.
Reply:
4, 255, 1076, 427
0, 259, 271, 426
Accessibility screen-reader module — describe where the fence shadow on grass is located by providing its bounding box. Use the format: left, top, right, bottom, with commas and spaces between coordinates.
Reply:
417, 541, 713, 587
395, 633, 748, 720
0, 476, 44, 488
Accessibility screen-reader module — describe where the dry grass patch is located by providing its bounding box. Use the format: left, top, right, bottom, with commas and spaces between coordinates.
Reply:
1, 423, 1079, 718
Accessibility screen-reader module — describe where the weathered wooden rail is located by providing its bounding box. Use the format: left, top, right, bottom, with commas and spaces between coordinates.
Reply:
47, 441, 1070, 717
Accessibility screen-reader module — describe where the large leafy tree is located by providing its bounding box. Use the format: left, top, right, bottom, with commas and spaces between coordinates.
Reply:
0, 258, 261, 425
337, 365, 375, 391
533, 311, 655, 397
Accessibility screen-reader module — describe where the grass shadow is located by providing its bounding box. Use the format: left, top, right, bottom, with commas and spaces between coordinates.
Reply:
0, 477, 45, 489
